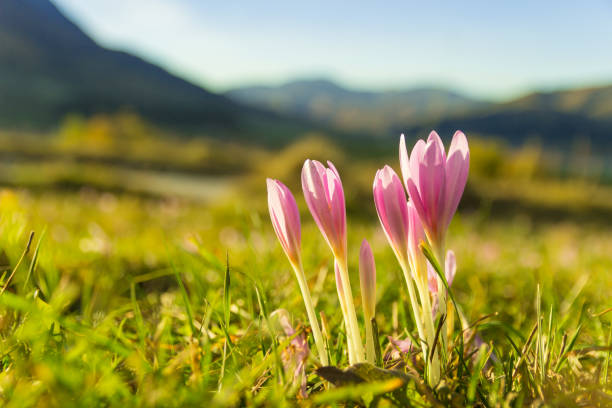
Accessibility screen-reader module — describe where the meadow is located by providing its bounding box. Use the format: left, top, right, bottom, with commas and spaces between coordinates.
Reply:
0, 122, 610, 406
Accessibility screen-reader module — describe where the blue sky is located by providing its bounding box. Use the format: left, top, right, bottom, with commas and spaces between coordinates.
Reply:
53, 0, 612, 100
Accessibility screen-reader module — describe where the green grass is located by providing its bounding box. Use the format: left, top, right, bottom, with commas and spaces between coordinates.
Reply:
0, 180, 610, 406
0, 129, 610, 406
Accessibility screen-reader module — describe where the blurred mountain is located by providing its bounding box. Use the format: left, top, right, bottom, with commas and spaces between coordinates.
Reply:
226, 79, 487, 133
413, 85, 612, 150
229, 79, 612, 151
501, 85, 612, 119
1, 0, 610, 152
0, 0, 308, 143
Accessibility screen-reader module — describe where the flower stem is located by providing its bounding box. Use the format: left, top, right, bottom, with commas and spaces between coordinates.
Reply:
434, 243, 448, 360
416, 272, 440, 386
335, 269, 356, 363
337, 259, 365, 364
399, 261, 427, 360
292, 262, 329, 366
364, 315, 376, 364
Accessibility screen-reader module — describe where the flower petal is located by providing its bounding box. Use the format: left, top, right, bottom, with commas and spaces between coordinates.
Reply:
445, 249, 457, 286
427, 131, 447, 162
373, 166, 410, 263
418, 137, 446, 238
267, 179, 301, 264
442, 131, 469, 231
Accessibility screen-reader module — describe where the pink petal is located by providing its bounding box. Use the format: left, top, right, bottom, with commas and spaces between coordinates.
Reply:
373, 166, 410, 261
418, 138, 446, 238
408, 139, 427, 195
445, 250, 456, 286
442, 131, 469, 231
407, 201, 426, 275
404, 139, 428, 224
302, 159, 346, 256
388, 336, 412, 354
427, 131, 447, 162
399, 134, 411, 187
267, 179, 301, 263
326, 165, 347, 256
427, 261, 438, 294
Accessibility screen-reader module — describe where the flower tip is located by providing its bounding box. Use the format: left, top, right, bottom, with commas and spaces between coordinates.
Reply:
451, 130, 469, 156
360, 238, 373, 259
428, 130, 441, 141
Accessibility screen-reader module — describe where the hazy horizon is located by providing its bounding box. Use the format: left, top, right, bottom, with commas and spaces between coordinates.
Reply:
52, 0, 612, 101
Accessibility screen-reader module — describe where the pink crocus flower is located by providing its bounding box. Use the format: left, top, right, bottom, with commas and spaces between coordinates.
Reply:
373, 166, 410, 266
271, 309, 310, 399
399, 131, 469, 246
267, 179, 302, 266
385, 336, 417, 367
301, 160, 347, 260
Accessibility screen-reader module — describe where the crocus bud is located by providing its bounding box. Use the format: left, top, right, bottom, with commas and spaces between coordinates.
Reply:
399, 131, 469, 246
301, 160, 347, 260
359, 239, 377, 364
359, 239, 376, 320
373, 166, 410, 266
267, 179, 302, 266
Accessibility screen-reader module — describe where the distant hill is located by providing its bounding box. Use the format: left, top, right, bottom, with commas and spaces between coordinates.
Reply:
226, 79, 487, 133
501, 85, 612, 119
229, 79, 612, 151
412, 85, 612, 150
0, 0, 309, 144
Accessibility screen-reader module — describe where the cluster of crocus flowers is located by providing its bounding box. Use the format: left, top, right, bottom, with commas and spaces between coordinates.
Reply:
374, 131, 469, 385
267, 160, 377, 366
267, 130, 469, 389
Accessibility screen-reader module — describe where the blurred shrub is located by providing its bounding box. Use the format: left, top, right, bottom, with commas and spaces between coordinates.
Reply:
256, 133, 345, 187
58, 112, 153, 151
468, 136, 552, 181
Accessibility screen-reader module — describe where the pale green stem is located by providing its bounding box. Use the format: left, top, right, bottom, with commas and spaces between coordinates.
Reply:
336, 273, 356, 363
364, 313, 376, 365
415, 271, 440, 385
337, 258, 365, 364
292, 261, 329, 366
399, 260, 427, 358
434, 243, 448, 359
